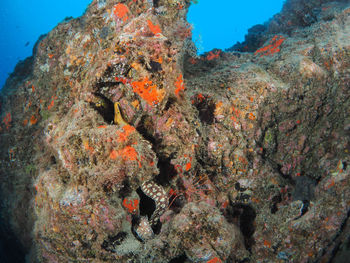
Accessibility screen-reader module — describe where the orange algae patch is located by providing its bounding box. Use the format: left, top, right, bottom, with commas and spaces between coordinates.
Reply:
165, 117, 174, 128
185, 162, 191, 171
122, 198, 139, 214
254, 35, 286, 57
47, 100, 54, 110
117, 124, 136, 142
2, 113, 11, 130
118, 146, 138, 162
113, 3, 129, 22
147, 20, 162, 36
30, 115, 38, 125
248, 112, 256, 120
131, 99, 140, 109
83, 140, 94, 153
109, 149, 118, 160
197, 93, 205, 102
131, 77, 164, 106
206, 50, 221, 60
207, 257, 222, 263
263, 239, 272, 248
184, 154, 192, 171
175, 74, 185, 97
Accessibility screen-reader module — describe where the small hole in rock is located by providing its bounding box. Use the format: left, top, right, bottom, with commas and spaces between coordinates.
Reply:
270, 194, 282, 214
50, 155, 56, 165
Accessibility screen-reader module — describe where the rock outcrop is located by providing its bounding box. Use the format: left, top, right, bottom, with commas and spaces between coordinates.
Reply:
0, 0, 349, 262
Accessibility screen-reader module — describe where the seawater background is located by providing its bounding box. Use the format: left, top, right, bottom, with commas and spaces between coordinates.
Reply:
0, 0, 285, 90
0, 0, 92, 90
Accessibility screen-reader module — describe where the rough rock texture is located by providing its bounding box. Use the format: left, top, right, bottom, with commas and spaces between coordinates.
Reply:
0, 0, 349, 262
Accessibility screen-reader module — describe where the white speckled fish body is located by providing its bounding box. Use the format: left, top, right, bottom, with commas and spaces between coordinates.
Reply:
141, 181, 168, 226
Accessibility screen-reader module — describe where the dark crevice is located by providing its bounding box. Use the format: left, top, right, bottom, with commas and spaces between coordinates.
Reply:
137, 187, 156, 220
168, 190, 186, 214
101, 63, 130, 79
155, 155, 177, 187
101, 232, 128, 252
168, 253, 188, 263
94, 81, 120, 90
0, 225, 26, 263
153, 0, 160, 8
147, 60, 162, 72
164, 97, 176, 111
118, 179, 133, 199
135, 115, 178, 189
136, 115, 158, 146
226, 203, 256, 251
50, 155, 56, 165
270, 194, 282, 214
89, 92, 115, 124
192, 94, 215, 125
151, 220, 162, 235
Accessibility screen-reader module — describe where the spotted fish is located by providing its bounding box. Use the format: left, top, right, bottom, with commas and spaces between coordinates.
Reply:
141, 181, 168, 227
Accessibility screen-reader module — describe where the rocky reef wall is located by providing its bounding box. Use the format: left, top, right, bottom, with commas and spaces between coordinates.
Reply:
0, 0, 349, 262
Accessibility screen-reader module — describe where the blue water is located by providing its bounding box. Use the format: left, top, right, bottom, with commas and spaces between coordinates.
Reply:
0, 0, 285, 90
0, 0, 92, 90
188, 0, 285, 53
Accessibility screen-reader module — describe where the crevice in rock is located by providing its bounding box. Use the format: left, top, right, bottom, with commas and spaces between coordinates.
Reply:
147, 60, 162, 73
270, 194, 282, 214
135, 115, 158, 146
226, 203, 256, 251
101, 232, 128, 252
137, 187, 156, 220
136, 187, 162, 234
89, 92, 115, 124
164, 97, 176, 111
153, 0, 160, 8
168, 253, 188, 263
154, 155, 177, 187
118, 178, 133, 199
192, 94, 215, 125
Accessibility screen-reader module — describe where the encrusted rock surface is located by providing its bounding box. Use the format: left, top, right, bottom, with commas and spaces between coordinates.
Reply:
0, 0, 349, 262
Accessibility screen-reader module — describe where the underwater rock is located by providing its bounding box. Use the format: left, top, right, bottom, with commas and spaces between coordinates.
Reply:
0, 0, 349, 262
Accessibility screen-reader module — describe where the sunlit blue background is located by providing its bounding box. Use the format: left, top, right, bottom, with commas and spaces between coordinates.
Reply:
188, 0, 285, 53
0, 0, 285, 89
0, 0, 92, 90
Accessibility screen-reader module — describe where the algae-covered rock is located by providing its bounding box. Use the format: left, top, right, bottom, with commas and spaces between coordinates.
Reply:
0, 0, 349, 262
